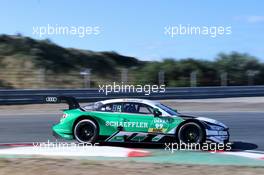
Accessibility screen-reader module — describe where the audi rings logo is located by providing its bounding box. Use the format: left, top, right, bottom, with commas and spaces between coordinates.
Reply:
46, 97, 58, 102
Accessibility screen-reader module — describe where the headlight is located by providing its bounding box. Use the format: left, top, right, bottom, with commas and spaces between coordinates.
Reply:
209, 124, 225, 131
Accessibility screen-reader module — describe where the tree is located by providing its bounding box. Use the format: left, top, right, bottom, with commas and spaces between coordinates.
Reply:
215, 52, 261, 85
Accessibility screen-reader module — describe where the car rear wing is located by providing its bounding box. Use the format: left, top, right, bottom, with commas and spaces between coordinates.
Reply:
44, 96, 80, 110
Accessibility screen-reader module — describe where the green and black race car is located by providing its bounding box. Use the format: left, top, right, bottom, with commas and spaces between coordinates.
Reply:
47, 96, 229, 144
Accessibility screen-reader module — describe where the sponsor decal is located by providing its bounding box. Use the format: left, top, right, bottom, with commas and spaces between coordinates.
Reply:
153, 118, 169, 123
148, 128, 165, 133
45, 96, 58, 102
105, 121, 148, 128
148, 118, 169, 132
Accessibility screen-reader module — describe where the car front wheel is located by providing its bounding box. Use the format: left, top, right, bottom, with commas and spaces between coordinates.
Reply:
177, 122, 205, 144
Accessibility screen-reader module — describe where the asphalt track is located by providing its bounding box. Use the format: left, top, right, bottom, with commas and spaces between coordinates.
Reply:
0, 112, 263, 151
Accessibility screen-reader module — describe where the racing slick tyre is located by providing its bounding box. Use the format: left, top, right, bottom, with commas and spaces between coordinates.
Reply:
177, 122, 205, 144
74, 119, 98, 143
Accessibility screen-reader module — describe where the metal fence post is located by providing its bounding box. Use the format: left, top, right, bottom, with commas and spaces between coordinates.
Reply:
121, 68, 128, 84
220, 72, 228, 86
247, 70, 259, 85
190, 71, 197, 87
158, 70, 165, 85
80, 69, 91, 88
38, 68, 45, 88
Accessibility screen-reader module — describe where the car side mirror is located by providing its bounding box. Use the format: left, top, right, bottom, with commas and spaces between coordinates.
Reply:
153, 108, 162, 117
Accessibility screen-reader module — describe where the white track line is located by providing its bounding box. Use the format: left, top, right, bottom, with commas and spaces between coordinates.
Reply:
0, 146, 150, 158
211, 151, 264, 160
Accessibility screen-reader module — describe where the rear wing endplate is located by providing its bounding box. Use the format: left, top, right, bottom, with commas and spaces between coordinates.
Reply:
44, 96, 80, 110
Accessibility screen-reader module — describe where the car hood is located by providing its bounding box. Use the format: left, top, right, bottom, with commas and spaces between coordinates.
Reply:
177, 114, 228, 128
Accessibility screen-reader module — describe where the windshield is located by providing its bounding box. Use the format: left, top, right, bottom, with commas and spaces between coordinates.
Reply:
155, 103, 178, 116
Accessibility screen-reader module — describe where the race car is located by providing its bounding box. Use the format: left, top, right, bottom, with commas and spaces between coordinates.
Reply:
47, 96, 229, 144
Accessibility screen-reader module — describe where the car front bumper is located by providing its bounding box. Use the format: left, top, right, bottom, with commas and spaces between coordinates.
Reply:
52, 124, 74, 140
206, 129, 229, 143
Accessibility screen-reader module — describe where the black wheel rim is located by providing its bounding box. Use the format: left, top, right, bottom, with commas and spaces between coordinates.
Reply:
180, 124, 202, 143
76, 122, 95, 142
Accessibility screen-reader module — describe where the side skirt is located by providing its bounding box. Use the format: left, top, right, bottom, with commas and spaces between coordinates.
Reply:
100, 131, 175, 144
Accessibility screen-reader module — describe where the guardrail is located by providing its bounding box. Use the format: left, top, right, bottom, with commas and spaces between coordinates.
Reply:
1, 86, 264, 105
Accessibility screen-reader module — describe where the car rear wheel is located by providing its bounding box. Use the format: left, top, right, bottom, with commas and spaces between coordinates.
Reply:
178, 122, 205, 144
74, 119, 98, 143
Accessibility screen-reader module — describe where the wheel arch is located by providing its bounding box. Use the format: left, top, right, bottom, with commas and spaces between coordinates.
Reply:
72, 115, 100, 138
175, 119, 206, 140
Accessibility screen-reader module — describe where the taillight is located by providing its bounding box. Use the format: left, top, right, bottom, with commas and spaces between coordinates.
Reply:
62, 113, 68, 119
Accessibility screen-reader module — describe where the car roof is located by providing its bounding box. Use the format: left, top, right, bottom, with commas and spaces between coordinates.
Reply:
100, 98, 159, 106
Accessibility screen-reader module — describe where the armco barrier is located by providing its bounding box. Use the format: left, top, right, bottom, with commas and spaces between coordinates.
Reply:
1, 86, 264, 105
